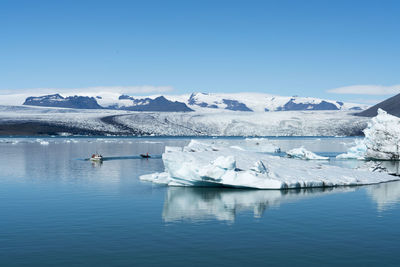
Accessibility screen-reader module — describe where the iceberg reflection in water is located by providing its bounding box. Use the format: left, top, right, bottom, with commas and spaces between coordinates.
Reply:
162, 187, 354, 222
162, 181, 400, 222
366, 181, 400, 212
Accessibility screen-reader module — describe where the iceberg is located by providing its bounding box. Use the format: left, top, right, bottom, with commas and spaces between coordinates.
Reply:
364, 109, 400, 160
286, 147, 329, 160
337, 109, 400, 160
140, 140, 398, 189
336, 139, 367, 160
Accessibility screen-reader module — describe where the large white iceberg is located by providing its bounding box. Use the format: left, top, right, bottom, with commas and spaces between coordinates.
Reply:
337, 109, 400, 160
286, 147, 329, 160
364, 109, 400, 160
140, 140, 398, 189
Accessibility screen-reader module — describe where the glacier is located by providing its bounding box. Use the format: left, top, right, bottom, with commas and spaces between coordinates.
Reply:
286, 147, 329, 160
0, 105, 369, 136
140, 140, 398, 189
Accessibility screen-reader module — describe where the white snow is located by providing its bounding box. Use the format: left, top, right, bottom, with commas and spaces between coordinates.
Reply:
185, 92, 367, 112
0, 91, 367, 112
286, 147, 329, 160
140, 140, 398, 189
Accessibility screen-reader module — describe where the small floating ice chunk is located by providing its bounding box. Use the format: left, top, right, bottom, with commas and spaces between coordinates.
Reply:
183, 140, 218, 152
286, 147, 328, 160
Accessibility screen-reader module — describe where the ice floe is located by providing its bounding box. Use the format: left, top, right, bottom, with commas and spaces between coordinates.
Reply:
140, 140, 398, 189
286, 147, 329, 160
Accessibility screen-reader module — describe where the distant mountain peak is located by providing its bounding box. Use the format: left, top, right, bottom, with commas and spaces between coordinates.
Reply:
188, 92, 253, 111
24, 94, 103, 109
356, 93, 400, 117
20, 92, 367, 113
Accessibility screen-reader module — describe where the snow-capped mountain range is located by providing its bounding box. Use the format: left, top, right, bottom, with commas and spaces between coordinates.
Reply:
15, 92, 367, 112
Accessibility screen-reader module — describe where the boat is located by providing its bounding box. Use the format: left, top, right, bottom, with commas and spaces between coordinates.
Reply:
90, 153, 103, 161
140, 153, 151, 158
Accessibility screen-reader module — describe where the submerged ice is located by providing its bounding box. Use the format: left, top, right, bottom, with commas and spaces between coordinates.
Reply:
141, 139, 398, 189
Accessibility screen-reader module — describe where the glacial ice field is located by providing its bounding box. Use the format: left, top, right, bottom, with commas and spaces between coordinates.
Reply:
0, 105, 368, 136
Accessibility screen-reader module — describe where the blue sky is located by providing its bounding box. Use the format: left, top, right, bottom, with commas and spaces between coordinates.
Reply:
0, 0, 399, 104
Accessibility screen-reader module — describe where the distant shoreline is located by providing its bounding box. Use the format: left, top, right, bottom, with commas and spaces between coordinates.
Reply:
0, 121, 111, 136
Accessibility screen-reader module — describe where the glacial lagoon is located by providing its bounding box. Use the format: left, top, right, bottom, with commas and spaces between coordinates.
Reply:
0, 137, 399, 266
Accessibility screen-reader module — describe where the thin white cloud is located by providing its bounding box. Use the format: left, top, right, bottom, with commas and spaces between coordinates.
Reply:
346, 98, 387, 105
0, 85, 174, 96
327, 84, 400, 95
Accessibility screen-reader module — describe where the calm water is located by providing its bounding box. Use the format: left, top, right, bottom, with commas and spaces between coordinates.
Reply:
0, 137, 399, 266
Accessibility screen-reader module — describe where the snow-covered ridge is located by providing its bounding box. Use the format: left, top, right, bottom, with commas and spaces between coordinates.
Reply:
184, 92, 366, 112
23, 94, 103, 109
1, 91, 367, 112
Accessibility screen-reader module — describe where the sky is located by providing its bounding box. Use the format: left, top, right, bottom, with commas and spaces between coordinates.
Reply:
0, 0, 399, 104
